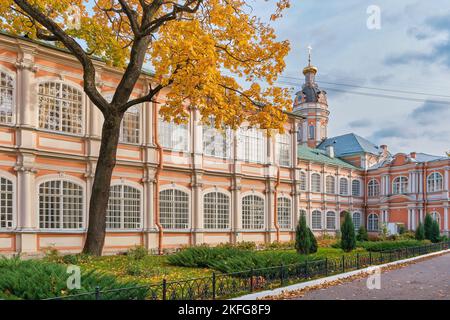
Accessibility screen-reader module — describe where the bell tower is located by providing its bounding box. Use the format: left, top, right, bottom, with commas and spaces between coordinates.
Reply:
293, 46, 330, 148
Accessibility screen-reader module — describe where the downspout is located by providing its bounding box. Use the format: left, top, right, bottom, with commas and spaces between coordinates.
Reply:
153, 100, 164, 255
363, 171, 368, 228
274, 166, 281, 242
423, 162, 428, 218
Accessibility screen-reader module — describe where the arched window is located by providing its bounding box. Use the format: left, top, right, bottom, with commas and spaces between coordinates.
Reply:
339, 177, 348, 195
242, 195, 264, 230
392, 176, 408, 194
276, 133, 291, 166
352, 212, 361, 230
431, 212, 441, 227
277, 197, 292, 229
427, 172, 443, 193
308, 125, 315, 140
368, 179, 380, 197
204, 192, 230, 229
311, 173, 321, 193
38, 180, 83, 229
159, 189, 189, 229
368, 213, 379, 231
107, 184, 141, 229
238, 127, 266, 163
0, 177, 13, 229
0, 71, 14, 124
326, 211, 336, 230
158, 118, 189, 152
38, 82, 83, 134
120, 106, 140, 144
203, 119, 232, 159
311, 210, 322, 230
326, 176, 335, 194
299, 171, 307, 191
352, 180, 361, 197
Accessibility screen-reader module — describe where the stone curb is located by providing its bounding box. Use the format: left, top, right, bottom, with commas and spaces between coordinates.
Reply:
232, 249, 450, 300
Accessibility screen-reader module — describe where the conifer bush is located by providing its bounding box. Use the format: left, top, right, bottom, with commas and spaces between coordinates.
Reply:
341, 211, 356, 252
431, 220, 441, 243
424, 214, 434, 240
295, 215, 314, 254
356, 225, 369, 242
415, 222, 425, 240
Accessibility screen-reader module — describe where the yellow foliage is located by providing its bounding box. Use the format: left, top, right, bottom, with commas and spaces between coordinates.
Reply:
1, 0, 292, 131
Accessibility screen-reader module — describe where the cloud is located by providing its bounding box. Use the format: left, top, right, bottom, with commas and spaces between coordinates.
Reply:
409, 101, 450, 125
370, 126, 415, 140
348, 119, 372, 128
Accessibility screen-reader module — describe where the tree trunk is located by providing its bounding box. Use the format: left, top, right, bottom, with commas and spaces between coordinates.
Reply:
83, 114, 122, 256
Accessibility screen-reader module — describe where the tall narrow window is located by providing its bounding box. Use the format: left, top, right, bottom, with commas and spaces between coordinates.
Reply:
326, 176, 335, 194
39, 180, 83, 229
339, 178, 348, 195
427, 172, 443, 193
0, 71, 14, 124
106, 184, 141, 229
431, 212, 440, 227
311, 173, 321, 193
326, 211, 336, 230
352, 212, 361, 230
158, 118, 189, 152
299, 172, 307, 191
368, 213, 379, 231
238, 127, 265, 163
276, 133, 291, 166
120, 106, 140, 144
203, 120, 232, 158
38, 82, 83, 134
277, 197, 292, 229
352, 180, 361, 197
204, 192, 230, 229
308, 125, 315, 140
159, 189, 189, 229
311, 210, 322, 230
392, 176, 408, 194
242, 195, 264, 229
368, 179, 380, 197
0, 177, 13, 229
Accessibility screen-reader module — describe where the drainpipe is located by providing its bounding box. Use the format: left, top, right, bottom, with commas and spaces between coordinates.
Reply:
153, 99, 164, 255
274, 166, 281, 242
363, 172, 368, 228
423, 162, 428, 218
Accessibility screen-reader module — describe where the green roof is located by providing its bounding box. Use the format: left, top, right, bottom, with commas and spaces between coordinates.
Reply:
297, 145, 361, 170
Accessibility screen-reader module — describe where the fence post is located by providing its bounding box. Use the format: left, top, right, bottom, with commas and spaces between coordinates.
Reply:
212, 272, 216, 300
325, 258, 328, 276
249, 268, 254, 292
369, 251, 372, 265
95, 286, 101, 300
162, 279, 167, 300
342, 255, 345, 273
280, 263, 285, 286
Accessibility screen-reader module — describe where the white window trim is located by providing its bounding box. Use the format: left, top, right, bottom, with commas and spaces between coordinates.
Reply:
106, 179, 144, 231
367, 212, 379, 231
352, 211, 362, 230
368, 179, 380, 197
326, 211, 336, 230
339, 177, 349, 196
311, 210, 322, 230
427, 172, 443, 193
325, 175, 335, 194
351, 179, 362, 197
202, 188, 231, 231
35, 78, 85, 136
0, 66, 16, 126
158, 184, 191, 231
35, 174, 86, 231
240, 191, 265, 231
392, 176, 409, 195
277, 196, 293, 230
0, 170, 16, 230
311, 172, 321, 193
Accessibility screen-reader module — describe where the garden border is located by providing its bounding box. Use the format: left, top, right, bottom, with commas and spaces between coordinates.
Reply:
233, 248, 450, 300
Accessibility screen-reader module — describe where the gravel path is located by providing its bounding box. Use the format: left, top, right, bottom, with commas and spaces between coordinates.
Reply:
291, 253, 450, 300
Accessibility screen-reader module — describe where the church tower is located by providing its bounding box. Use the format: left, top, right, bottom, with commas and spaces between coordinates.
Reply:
293, 47, 329, 148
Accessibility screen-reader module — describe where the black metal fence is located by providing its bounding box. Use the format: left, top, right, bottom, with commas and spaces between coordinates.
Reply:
46, 241, 450, 300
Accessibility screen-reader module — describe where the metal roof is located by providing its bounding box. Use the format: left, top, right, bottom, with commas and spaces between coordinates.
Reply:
318, 133, 381, 157
297, 145, 360, 170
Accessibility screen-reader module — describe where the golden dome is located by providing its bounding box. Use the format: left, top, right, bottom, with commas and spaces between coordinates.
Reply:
303, 65, 318, 75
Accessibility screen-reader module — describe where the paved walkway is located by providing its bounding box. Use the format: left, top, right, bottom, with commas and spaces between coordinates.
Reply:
291, 253, 450, 300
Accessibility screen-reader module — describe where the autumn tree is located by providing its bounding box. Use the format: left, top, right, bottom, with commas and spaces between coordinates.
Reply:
0, 0, 292, 255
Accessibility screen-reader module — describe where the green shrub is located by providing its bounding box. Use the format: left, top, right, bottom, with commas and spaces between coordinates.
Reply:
398, 225, 406, 235
0, 257, 145, 300
415, 222, 425, 240
308, 228, 318, 253
217, 241, 257, 251
340, 212, 356, 252
358, 240, 429, 252
356, 226, 369, 242
295, 215, 314, 254
424, 214, 434, 240
127, 246, 148, 261
431, 220, 441, 243
263, 240, 294, 250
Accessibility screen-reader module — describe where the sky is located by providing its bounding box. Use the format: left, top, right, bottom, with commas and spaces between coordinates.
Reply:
251, 0, 450, 156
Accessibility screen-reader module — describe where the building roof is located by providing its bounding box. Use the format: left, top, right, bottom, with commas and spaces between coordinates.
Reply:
297, 145, 360, 170
318, 133, 380, 157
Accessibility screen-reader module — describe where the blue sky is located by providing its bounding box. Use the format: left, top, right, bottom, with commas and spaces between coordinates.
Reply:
252, 0, 450, 156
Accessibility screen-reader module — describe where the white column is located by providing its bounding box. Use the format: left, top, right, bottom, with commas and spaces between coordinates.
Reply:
444, 206, 448, 232
16, 45, 37, 128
